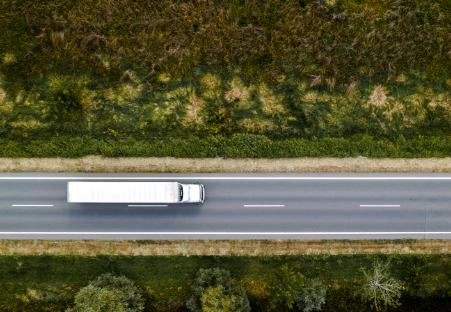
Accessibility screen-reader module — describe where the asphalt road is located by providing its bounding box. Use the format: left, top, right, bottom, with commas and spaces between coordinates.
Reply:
0, 172, 451, 240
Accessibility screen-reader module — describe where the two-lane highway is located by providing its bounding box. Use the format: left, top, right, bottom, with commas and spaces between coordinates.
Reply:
0, 173, 450, 239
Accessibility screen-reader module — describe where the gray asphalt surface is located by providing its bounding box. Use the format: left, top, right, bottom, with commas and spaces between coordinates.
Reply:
0, 172, 450, 239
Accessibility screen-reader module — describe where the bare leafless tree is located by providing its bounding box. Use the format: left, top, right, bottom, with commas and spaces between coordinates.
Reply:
358, 258, 403, 310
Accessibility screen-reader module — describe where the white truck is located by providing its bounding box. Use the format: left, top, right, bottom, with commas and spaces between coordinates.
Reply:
67, 182, 205, 204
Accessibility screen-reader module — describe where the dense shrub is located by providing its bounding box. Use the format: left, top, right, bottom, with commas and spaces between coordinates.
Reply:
47, 77, 85, 122
66, 273, 145, 312
200, 285, 239, 312
267, 264, 304, 311
186, 268, 250, 312
295, 278, 327, 312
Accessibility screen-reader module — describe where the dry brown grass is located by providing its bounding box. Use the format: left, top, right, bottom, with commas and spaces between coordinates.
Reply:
1, 239, 451, 256
1, 156, 451, 173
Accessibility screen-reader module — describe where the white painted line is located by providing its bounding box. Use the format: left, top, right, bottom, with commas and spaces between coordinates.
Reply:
128, 205, 168, 207
12, 205, 54, 207
244, 205, 285, 207
0, 231, 448, 235
360, 205, 400, 207
1, 177, 451, 180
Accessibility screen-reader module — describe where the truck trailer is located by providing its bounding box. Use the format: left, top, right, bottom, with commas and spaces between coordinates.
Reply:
67, 182, 205, 204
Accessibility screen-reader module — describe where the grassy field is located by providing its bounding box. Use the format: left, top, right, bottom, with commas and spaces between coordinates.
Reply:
1, 0, 451, 156
0, 253, 451, 311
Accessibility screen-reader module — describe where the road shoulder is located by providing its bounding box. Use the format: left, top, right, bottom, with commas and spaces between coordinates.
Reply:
1, 239, 450, 255
1, 156, 451, 173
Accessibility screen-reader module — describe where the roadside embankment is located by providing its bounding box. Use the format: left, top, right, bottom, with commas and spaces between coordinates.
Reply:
1, 239, 450, 256
1, 156, 451, 173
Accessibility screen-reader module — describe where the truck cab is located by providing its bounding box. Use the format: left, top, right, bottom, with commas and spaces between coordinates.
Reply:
180, 183, 205, 204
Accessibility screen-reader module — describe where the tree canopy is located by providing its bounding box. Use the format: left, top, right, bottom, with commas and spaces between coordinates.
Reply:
186, 267, 250, 312
66, 273, 145, 312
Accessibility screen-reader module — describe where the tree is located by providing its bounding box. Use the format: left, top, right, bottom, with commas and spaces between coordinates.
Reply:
200, 285, 238, 312
267, 264, 304, 311
295, 277, 327, 312
186, 268, 250, 312
66, 273, 145, 312
358, 259, 403, 310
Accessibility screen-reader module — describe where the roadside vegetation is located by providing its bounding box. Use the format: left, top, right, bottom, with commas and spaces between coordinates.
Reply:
1, 239, 450, 256
1, 134, 451, 158
0, 254, 451, 311
3, 155, 451, 173
1, 0, 451, 157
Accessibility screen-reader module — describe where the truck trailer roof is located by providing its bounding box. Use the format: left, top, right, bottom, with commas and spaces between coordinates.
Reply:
67, 182, 180, 203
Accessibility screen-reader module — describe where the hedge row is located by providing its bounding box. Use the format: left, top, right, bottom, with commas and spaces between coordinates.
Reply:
1, 134, 451, 158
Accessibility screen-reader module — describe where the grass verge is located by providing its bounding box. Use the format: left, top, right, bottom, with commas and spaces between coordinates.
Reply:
2, 155, 451, 173
1, 239, 451, 256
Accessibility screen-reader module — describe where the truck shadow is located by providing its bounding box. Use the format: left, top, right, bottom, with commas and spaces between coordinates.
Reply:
68, 203, 203, 219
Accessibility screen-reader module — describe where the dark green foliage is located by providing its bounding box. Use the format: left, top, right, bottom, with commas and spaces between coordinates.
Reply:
2, 134, 451, 158
47, 78, 84, 122
186, 267, 250, 312
66, 273, 145, 312
403, 256, 434, 298
295, 277, 327, 312
0, 254, 450, 311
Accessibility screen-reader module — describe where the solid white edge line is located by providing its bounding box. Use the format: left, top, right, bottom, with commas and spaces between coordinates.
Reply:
244, 205, 285, 207
12, 205, 54, 207
128, 205, 168, 207
1, 177, 451, 180
0, 232, 449, 235
360, 205, 400, 207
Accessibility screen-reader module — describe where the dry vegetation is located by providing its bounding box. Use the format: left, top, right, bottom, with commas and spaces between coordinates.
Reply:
1, 0, 451, 140
1, 239, 451, 256
2, 155, 451, 172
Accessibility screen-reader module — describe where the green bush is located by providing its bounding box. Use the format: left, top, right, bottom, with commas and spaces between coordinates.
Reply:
267, 264, 304, 311
295, 277, 327, 312
403, 256, 434, 298
66, 273, 145, 312
186, 268, 250, 312
47, 77, 84, 122
200, 285, 239, 312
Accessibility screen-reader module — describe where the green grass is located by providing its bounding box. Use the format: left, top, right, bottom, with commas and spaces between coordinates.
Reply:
1, 134, 451, 158
0, 254, 451, 311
